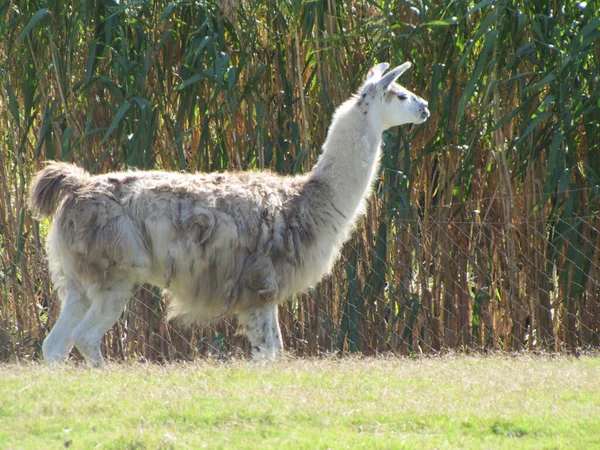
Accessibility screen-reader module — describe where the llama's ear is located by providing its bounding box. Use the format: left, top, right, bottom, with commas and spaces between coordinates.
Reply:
365, 63, 390, 83
376, 62, 411, 90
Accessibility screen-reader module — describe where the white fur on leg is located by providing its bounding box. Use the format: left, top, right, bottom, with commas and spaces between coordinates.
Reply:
71, 281, 134, 367
269, 306, 284, 359
43, 282, 91, 364
240, 305, 283, 361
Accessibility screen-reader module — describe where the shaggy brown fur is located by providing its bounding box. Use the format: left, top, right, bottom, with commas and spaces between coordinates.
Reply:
31, 164, 337, 320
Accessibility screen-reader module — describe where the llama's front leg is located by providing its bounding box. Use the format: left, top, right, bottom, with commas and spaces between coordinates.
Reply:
240, 304, 283, 361
71, 280, 135, 367
269, 305, 284, 358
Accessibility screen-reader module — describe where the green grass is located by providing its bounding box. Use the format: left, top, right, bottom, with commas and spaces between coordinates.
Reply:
1, 356, 599, 449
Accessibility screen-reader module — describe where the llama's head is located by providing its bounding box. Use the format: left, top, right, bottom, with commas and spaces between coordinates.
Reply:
359, 62, 429, 130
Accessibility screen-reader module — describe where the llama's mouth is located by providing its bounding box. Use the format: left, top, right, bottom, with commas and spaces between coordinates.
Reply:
414, 108, 430, 123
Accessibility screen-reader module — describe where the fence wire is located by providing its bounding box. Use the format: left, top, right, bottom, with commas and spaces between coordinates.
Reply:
1, 194, 599, 361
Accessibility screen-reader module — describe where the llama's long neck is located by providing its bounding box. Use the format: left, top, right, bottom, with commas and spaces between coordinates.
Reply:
310, 97, 383, 225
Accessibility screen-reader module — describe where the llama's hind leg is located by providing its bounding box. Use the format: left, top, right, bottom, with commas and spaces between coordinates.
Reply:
240, 304, 283, 361
71, 279, 135, 367
43, 279, 91, 364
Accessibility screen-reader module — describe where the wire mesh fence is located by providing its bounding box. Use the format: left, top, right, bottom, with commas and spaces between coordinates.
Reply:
2, 189, 599, 362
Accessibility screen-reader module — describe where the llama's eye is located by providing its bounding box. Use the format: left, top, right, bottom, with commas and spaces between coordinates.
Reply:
398, 94, 408, 101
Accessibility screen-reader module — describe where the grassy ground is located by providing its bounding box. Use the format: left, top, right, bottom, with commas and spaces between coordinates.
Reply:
0, 355, 598, 449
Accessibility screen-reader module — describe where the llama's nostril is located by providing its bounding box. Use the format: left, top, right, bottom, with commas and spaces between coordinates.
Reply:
422, 108, 430, 119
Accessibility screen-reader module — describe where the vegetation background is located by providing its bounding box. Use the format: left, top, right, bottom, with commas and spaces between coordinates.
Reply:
1, 0, 599, 361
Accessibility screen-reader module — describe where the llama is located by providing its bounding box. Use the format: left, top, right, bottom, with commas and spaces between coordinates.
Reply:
29, 62, 429, 366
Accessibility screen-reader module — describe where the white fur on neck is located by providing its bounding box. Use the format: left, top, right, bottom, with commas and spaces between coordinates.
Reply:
311, 96, 383, 224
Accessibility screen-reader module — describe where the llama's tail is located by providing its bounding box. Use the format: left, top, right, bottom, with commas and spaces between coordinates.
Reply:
29, 162, 90, 219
